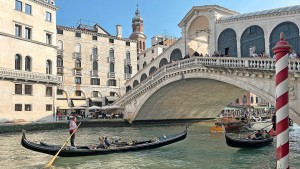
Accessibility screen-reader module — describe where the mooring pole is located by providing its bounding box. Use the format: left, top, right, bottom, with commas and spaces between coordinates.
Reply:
272, 32, 292, 169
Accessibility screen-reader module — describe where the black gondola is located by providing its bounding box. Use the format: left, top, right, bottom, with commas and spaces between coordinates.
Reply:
225, 133, 273, 148
21, 128, 187, 157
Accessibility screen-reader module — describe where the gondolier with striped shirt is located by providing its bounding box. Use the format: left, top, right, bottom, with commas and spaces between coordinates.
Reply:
68, 117, 78, 148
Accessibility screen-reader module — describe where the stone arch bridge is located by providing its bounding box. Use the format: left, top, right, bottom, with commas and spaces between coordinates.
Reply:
114, 57, 300, 124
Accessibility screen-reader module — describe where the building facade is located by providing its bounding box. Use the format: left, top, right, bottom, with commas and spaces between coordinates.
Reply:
56, 23, 137, 116
0, 0, 59, 122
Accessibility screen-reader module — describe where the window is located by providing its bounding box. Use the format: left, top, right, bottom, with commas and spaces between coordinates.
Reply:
235, 99, 239, 104
57, 57, 63, 67
75, 32, 81, 38
124, 65, 132, 74
15, 25, 21, 37
75, 90, 81, 96
126, 41, 130, 46
57, 89, 63, 95
46, 60, 52, 74
15, 0, 22, 11
137, 64, 139, 71
46, 104, 52, 111
109, 48, 114, 57
137, 56, 139, 60
110, 92, 115, 96
126, 52, 130, 59
25, 104, 32, 111
25, 27, 31, 39
92, 91, 98, 98
25, 56, 31, 71
92, 47, 98, 55
92, 61, 98, 70
15, 54, 22, 70
144, 53, 146, 57
46, 33, 51, 44
57, 29, 63, 35
92, 36, 97, 40
75, 77, 81, 84
75, 59, 81, 68
108, 79, 116, 86
91, 78, 100, 85
152, 49, 154, 53
143, 61, 147, 68
46, 86, 52, 96
25, 4, 31, 14
15, 104, 22, 111
250, 97, 254, 104
109, 63, 115, 72
24, 85, 32, 95
109, 39, 114, 43
256, 97, 259, 103
15, 84, 22, 94
45, 12, 51, 22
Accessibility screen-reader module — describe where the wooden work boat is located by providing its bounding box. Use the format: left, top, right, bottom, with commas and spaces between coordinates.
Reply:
210, 121, 247, 133
224, 132, 273, 148
21, 128, 187, 157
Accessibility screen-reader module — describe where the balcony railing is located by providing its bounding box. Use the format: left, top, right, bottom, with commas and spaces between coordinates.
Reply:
91, 54, 98, 61
124, 59, 131, 65
91, 70, 98, 77
108, 56, 115, 63
107, 72, 115, 78
0, 67, 62, 84
57, 67, 64, 74
73, 52, 81, 59
57, 50, 63, 56
74, 68, 82, 76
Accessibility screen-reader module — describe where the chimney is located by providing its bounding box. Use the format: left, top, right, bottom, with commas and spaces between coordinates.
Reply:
116, 25, 122, 38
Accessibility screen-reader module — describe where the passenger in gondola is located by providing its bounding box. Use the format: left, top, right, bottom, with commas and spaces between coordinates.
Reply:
253, 130, 263, 140
262, 130, 270, 139
97, 136, 108, 149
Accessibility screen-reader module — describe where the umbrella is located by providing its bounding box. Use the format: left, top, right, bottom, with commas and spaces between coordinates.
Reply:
87, 105, 102, 110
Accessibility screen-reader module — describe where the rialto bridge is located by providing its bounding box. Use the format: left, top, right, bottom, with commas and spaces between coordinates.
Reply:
114, 5, 300, 123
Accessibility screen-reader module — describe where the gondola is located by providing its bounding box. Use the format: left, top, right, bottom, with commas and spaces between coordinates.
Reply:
21, 128, 187, 157
224, 132, 273, 148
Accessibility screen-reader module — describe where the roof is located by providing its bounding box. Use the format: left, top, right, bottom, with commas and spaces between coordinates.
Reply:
219, 5, 300, 21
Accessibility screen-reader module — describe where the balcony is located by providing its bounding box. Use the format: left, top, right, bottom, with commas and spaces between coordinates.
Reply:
124, 59, 131, 65
74, 68, 82, 76
91, 54, 98, 61
57, 50, 63, 56
73, 52, 82, 59
91, 70, 98, 77
107, 56, 115, 63
124, 73, 131, 80
0, 67, 62, 84
107, 72, 115, 79
57, 67, 64, 74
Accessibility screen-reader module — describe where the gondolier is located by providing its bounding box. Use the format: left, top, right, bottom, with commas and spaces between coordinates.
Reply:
69, 117, 78, 148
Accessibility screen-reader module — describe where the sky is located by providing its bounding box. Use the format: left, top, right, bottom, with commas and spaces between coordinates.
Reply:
55, 0, 300, 48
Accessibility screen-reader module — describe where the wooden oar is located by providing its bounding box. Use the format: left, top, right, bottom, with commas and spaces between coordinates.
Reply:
45, 122, 81, 168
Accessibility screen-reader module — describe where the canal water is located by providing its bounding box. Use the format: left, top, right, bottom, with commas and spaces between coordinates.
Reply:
1, 123, 300, 169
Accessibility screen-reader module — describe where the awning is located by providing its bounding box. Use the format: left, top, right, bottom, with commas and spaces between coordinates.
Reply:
101, 105, 125, 110
87, 105, 102, 110
56, 100, 70, 109
72, 100, 88, 107
91, 98, 104, 102
224, 106, 243, 111
106, 96, 119, 102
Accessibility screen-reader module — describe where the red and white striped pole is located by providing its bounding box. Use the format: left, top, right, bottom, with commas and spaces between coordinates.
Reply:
272, 32, 292, 169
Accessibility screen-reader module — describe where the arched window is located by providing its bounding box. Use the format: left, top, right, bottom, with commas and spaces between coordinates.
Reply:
170, 48, 183, 61
57, 57, 63, 67
75, 59, 81, 68
109, 48, 114, 57
57, 40, 63, 50
143, 61, 147, 68
159, 58, 168, 68
110, 63, 114, 72
92, 47, 98, 55
75, 43, 81, 52
25, 56, 31, 71
93, 61, 98, 70
218, 28, 237, 57
242, 95, 247, 105
15, 54, 22, 70
126, 51, 130, 59
46, 60, 52, 74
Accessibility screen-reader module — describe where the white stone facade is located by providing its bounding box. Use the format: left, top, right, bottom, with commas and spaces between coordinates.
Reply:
0, 0, 59, 122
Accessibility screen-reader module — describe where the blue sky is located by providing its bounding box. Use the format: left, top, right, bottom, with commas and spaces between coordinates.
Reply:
55, 0, 299, 47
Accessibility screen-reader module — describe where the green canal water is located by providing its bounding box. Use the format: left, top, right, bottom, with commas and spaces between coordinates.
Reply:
1, 123, 300, 169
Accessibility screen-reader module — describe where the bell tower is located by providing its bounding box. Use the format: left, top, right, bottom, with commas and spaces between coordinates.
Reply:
130, 4, 146, 54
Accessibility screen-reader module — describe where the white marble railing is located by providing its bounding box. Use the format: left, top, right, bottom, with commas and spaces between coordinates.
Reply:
0, 67, 62, 83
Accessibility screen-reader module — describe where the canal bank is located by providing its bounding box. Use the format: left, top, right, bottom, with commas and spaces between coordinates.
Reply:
0, 118, 214, 134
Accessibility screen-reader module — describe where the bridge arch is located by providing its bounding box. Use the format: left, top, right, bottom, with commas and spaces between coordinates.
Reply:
133, 80, 139, 88
140, 73, 147, 82
159, 58, 168, 68
241, 25, 265, 57
269, 21, 300, 56
218, 28, 237, 57
149, 66, 157, 76
126, 85, 132, 92
170, 48, 183, 61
